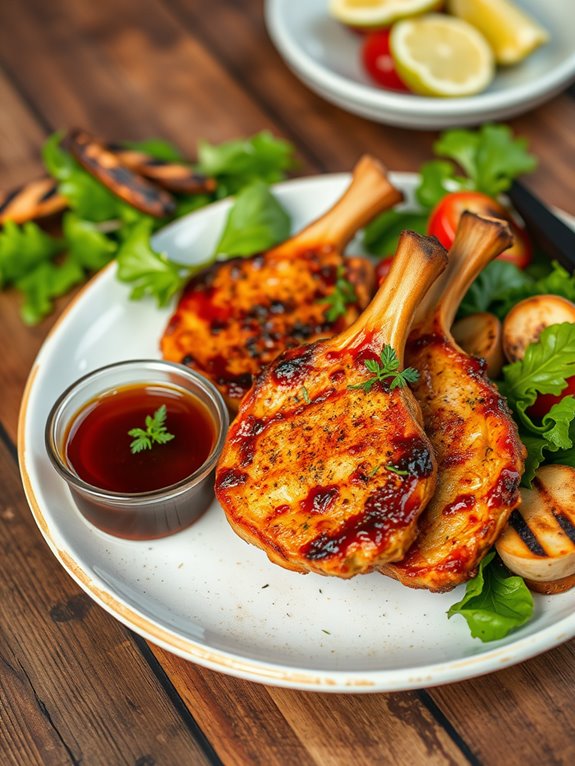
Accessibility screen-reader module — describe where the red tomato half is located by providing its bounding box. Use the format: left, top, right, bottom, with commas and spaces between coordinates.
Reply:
526, 376, 575, 420
427, 191, 532, 269
361, 30, 411, 92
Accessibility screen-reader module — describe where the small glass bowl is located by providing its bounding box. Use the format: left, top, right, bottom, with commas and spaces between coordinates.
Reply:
45, 360, 229, 540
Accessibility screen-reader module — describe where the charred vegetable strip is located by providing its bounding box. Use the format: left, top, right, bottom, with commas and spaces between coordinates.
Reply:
67, 129, 176, 218
0, 177, 66, 225
108, 144, 217, 195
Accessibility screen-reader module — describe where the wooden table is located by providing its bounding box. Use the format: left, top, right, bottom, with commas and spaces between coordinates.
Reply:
1, 1, 574, 763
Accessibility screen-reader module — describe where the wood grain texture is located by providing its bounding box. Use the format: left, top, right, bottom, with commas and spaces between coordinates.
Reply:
429, 640, 575, 765
148, 649, 469, 766
0, 0, 284, 154
0, 436, 213, 766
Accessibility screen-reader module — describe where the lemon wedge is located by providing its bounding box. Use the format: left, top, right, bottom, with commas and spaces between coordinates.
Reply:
390, 14, 495, 97
447, 0, 549, 65
329, 0, 442, 29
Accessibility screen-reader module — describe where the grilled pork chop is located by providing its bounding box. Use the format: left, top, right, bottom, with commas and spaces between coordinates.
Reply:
215, 231, 447, 577
382, 212, 526, 592
161, 156, 403, 409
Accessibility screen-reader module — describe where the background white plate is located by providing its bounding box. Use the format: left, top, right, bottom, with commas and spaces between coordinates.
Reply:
19, 173, 575, 692
265, 0, 575, 129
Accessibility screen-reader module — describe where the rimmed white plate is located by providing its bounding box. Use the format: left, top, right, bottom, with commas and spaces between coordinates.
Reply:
265, 0, 575, 129
19, 172, 575, 692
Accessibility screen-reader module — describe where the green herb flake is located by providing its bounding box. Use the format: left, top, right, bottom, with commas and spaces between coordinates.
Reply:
128, 404, 175, 454
322, 264, 357, 321
300, 386, 311, 404
385, 464, 409, 476
348, 345, 419, 393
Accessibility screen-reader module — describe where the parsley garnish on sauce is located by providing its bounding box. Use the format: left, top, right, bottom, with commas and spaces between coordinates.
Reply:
349, 345, 419, 393
128, 404, 175, 454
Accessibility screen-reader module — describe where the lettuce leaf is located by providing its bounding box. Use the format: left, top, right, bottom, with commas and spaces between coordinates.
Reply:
502, 323, 575, 409
447, 552, 534, 642
500, 324, 575, 482
458, 260, 533, 318
213, 181, 291, 258
197, 131, 295, 196
416, 124, 536, 209
0, 220, 62, 287
363, 209, 429, 258
115, 220, 191, 306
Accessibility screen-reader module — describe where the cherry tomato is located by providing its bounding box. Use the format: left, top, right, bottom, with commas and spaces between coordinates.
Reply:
361, 30, 411, 92
375, 256, 394, 284
427, 191, 532, 269
526, 376, 575, 420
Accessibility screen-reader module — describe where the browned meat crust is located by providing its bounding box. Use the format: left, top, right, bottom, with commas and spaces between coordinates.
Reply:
161, 156, 403, 409
382, 213, 526, 592
216, 231, 448, 577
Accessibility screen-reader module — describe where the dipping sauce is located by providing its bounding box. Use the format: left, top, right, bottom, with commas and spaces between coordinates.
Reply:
46, 360, 229, 540
66, 384, 215, 494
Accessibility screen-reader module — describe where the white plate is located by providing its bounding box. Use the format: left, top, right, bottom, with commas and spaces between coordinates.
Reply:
19, 172, 575, 692
265, 0, 575, 129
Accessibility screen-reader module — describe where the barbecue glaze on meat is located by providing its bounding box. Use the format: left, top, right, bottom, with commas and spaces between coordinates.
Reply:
382, 213, 526, 592
161, 156, 403, 409
216, 232, 448, 577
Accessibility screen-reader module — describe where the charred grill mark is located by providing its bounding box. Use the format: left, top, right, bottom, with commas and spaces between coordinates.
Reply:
554, 512, 575, 543
39, 183, 58, 202
531, 477, 575, 543
302, 474, 420, 562
0, 186, 20, 212
392, 435, 435, 478
231, 416, 267, 467
301, 485, 339, 515
272, 346, 315, 387
106, 142, 216, 194
486, 467, 521, 508
216, 468, 248, 489
509, 509, 546, 556
68, 129, 175, 217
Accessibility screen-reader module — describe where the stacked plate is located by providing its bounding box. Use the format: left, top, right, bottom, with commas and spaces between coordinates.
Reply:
265, 0, 575, 129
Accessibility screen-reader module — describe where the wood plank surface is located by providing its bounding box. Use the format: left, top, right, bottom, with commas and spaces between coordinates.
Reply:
148, 650, 469, 766
0, 0, 574, 764
0, 434, 214, 765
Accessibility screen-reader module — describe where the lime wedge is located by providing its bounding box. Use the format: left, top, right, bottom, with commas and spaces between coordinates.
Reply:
447, 0, 549, 65
329, 0, 442, 29
390, 14, 495, 97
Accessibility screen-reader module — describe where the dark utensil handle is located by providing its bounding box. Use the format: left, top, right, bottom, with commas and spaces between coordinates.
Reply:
508, 180, 575, 272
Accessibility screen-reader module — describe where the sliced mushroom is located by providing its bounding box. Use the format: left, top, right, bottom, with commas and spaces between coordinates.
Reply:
495, 464, 575, 593
502, 294, 575, 362
0, 177, 67, 225
109, 144, 217, 195
67, 129, 176, 218
451, 311, 504, 378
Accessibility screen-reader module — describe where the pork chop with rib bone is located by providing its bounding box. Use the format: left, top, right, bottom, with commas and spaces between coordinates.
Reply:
161, 156, 403, 409
215, 231, 448, 577
382, 212, 526, 592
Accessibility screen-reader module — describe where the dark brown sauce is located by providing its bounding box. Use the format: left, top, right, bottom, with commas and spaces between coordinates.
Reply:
66, 384, 215, 494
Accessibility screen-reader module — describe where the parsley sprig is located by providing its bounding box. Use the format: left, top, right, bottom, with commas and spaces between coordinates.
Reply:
322, 265, 356, 321
349, 345, 419, 393
128, 404, 175, 454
